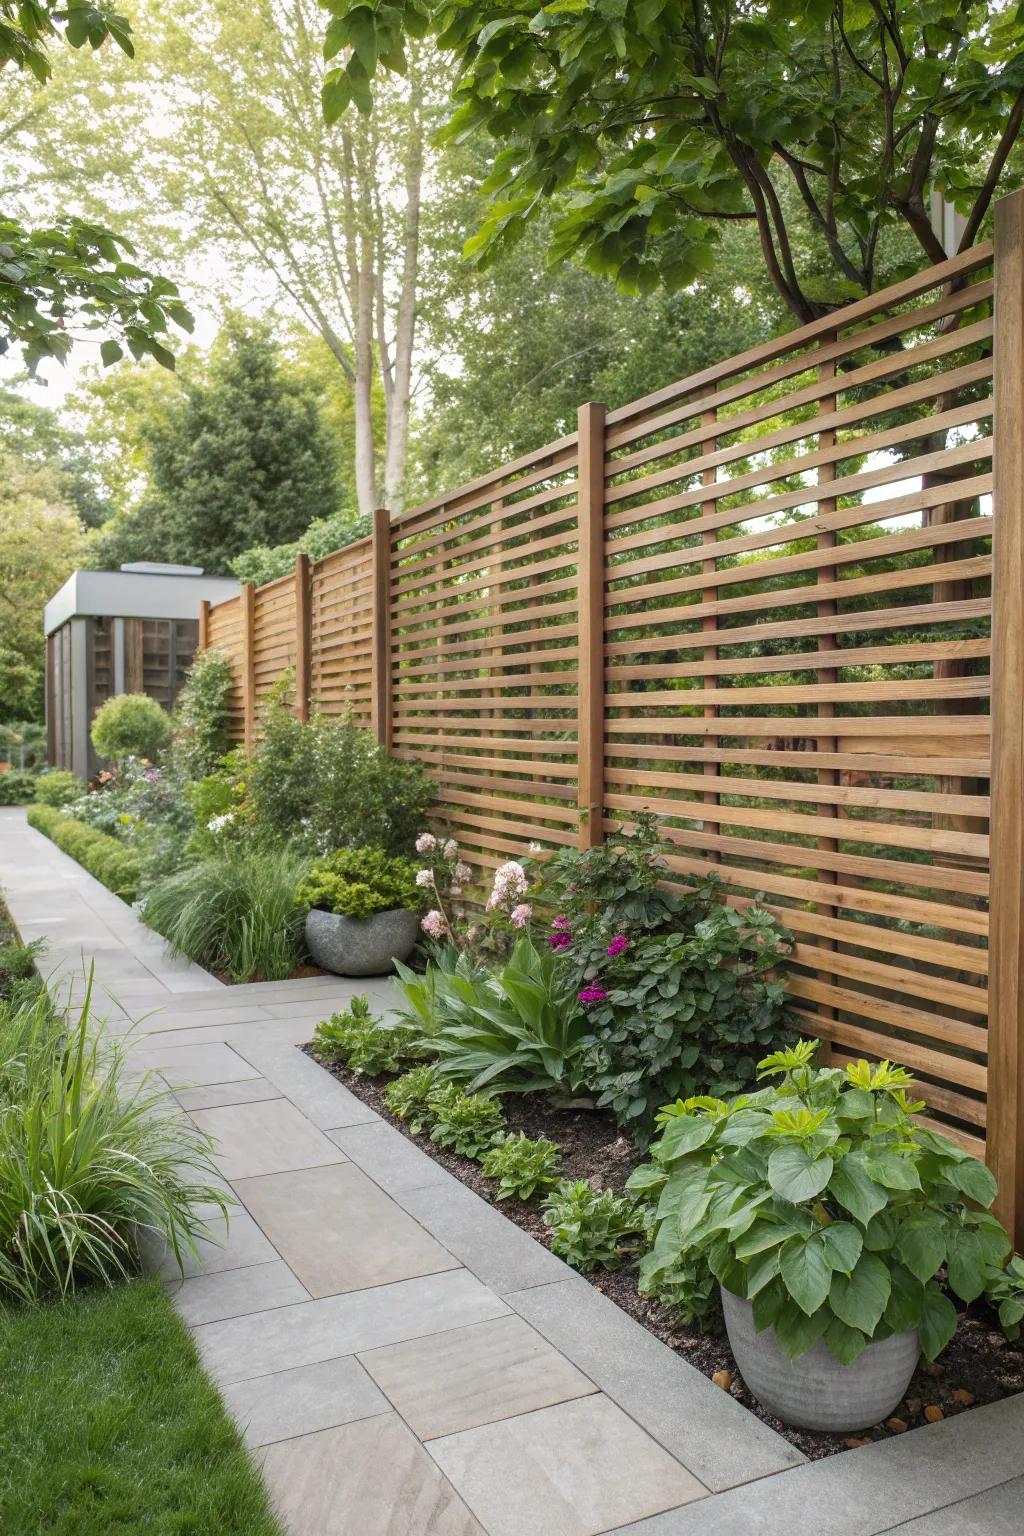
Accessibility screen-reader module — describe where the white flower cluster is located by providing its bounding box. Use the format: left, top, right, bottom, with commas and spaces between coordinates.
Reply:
207, 812, 235, 833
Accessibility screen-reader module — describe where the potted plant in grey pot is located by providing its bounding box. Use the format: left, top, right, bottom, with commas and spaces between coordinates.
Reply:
297, 848, 422, 977
630, 1039, 1014, 1433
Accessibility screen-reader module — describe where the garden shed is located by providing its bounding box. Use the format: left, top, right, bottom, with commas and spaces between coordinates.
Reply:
43, 563, 239, 778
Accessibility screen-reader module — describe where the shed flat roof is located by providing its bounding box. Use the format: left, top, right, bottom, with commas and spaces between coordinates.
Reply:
44, 569, 240, 636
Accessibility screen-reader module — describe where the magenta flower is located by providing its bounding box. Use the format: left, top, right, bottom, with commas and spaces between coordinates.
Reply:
578, 985, 609, 1006
547, 931, 572, 951
606, 934, 629, 958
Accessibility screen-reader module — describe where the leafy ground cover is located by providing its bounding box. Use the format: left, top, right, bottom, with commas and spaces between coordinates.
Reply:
312, 1047, 1024, 1461
0, 1279, 281, 1536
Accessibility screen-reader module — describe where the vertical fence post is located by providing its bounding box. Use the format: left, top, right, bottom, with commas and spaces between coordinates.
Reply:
198, 599, 210, 654
294, 553, 312, 723
577, 401, 606, 848
371, 506, 393, 749
988, 188, 1024, 1249
240, 582, 256, 752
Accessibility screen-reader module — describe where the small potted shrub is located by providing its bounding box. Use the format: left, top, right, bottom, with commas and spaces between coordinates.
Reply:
632, 1040, 1013, 1433
297, 848, 422, 976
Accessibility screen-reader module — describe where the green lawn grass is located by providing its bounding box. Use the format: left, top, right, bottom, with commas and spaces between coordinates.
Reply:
0, 1279, 282, 1536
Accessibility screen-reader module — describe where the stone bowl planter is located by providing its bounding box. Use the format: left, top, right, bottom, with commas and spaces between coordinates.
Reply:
722, 1289, 919, 1433
305, 907, 420, 978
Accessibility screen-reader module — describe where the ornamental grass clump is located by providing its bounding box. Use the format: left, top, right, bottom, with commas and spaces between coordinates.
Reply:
0, 979, 227, 1303
631, 1040, 1018, 1366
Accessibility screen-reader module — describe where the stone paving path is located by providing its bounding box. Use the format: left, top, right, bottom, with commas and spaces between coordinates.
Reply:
3, 805, 1023, 1535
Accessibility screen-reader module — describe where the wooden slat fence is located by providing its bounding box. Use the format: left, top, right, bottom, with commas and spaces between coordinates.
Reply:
202, 187, 1024, 1240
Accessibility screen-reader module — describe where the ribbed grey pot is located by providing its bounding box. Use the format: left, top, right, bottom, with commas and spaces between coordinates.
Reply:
305, 907, 420, 977
722, 1289, 919, 1433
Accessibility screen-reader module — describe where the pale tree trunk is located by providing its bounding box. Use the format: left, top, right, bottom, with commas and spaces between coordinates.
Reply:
353, 221, 378, 516
382, 89, 423, 512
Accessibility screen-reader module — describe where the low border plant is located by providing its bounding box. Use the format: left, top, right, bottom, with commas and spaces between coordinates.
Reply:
313, 997, 423, 1076
541, 1179, 645, 1273
384, 1065, 440, 1132
28, 805, 140, 902
427, 1084, 506, 1158
480, 1131, 562, 1201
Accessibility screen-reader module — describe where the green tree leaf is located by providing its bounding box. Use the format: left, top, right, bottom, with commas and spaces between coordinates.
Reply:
829, 1153, 887, 1226
829, 1252, 891, 1336
767, 1143, 834, 1204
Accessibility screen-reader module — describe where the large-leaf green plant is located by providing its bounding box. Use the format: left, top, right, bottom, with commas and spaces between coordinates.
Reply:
630, 1040, 1012, 1366
393, 936, 593, 1095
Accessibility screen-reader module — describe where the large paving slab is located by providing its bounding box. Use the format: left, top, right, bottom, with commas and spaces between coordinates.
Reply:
428, 1394, 707, 1536
260, 1415, 486, 1536
327, 1119, 459, 1195
508, 1276, 804, 1492
189, 1098, 347, 1179
222, 1356, 388, 1447
135, 1040, 261, 1087
359, 1314, 595, 1439
396, 1176, 572, 1294
168, 1258, 308, 1325
880, 1474, 1023, 1534
194, 1269, 511, 1385
175, 1076, 282, 1111
233, 1162, 459, 1296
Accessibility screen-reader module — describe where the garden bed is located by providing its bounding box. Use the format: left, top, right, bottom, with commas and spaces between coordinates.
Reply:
311, 1047, 1024, 1462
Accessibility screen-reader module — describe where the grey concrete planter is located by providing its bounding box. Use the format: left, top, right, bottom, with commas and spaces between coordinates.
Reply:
305, 906, 420, 977
722, 1288, 919, 1433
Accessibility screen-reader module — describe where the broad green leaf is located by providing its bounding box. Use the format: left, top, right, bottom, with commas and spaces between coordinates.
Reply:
918, 1282, 958, 1361
863, 1150, 921, 1192
949, 1158, 998, 1208
659, 1115, 718, 1159
946, 1229, 992, 1303
829, 1251, 891, 1336
825, 1315, 869, 1365
829, 1153, 887, 1226
773, 1301, 829, 1361
767, 1142, 833, 1204
895, 1212, 948, 1283
884, 1262, 924, 1333
781, 1233, 831, 1316
820, 1220, 862, 1275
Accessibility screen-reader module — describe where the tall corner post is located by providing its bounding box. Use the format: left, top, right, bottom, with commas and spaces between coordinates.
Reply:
577, 401, 606, 849
371, 506, 393, 749
988, 187, 1024, 1248
240, 582, 257, 753
294, 552, 312, 723
198, 599, 210, 654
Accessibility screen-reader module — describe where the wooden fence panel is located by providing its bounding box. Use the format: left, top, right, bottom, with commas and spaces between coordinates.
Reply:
204, 593, 245, 741
310, 535, 374, 727
388, 435, 582, 874
601, 242, 994, 1155
252, 572, 298, 717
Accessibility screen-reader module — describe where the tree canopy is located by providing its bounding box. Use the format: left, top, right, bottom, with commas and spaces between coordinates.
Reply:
86, 321, 343, 575
0, 0, 192, 368
319, 0, 1024, 320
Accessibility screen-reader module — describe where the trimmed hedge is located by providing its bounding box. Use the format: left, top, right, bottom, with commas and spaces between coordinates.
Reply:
27, 805, 140, 903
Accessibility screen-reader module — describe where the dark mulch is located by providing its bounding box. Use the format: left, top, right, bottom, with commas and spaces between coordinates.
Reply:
309, 1047, 1024, 1460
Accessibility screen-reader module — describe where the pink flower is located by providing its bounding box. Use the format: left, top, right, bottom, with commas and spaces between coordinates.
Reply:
606, 934, 629, 958
510, 903, 532, 929
578, 985, 609, 1006
552, 915, 571, 930
421, 910, 447, 940
443, 838, 459, 859
415, 832, 437, 854
454, 862, 473, 884
415, 869, 434, 888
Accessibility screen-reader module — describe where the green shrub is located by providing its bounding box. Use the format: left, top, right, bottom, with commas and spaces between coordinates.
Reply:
91, 693, 172, 764
142, 845, 309, 982
171, 650, 234, 779
0, 981, 228, 1302
0, 771, 37, 805
247, 693, 433, 856
480, 1132, 562, 1201
384, 1065, 440, 1132
631, 1040, 1017, 1366
393, 937, 592, 1096
0, 934, 43, 987
33, 769, 85, 809
427, 1084, 506, 1159
297, 847, 422, 920
313, 997, 422, 1076
27, 805, 140, 902
557, 883, 794, 1132
541, 1179, 644, 1273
